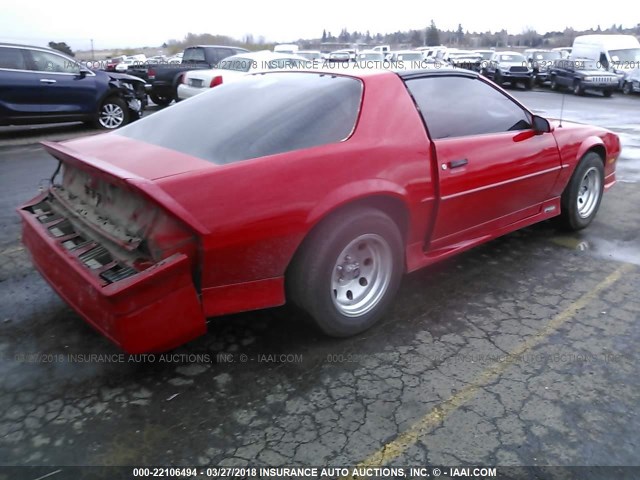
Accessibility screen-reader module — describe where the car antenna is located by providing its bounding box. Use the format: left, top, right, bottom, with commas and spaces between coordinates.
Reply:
558, 91, 565, 128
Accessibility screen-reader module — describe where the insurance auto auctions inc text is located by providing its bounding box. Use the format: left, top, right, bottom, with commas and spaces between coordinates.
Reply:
249, 466, 497, 477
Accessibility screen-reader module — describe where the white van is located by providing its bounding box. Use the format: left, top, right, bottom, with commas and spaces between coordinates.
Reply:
571, 35, 640, 73
274, 44, 299, 55
372, 45, 391, 54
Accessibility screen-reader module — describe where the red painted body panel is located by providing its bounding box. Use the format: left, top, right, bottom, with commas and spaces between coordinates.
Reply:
19, 71, 621, 352
429, 130, 562, 245
20, 193, 206, 353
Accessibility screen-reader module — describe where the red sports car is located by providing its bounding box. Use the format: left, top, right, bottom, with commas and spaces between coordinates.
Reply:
19, 69, 620, 353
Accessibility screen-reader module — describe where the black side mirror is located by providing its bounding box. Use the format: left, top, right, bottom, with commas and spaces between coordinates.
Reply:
78, 68, 90, 78
532, 115, 551, 134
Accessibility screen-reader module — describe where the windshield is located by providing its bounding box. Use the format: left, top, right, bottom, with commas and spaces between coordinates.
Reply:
264, 58, 306, 69
534, 52, 562, 60
396, 53, 422, 61
182, 48, 206, 63
358, 53, 384, 61
476, 51, 493, 60
297, 52, 321, 60
499, 54, 525, 62
576, 60, 604, 70
116, 73, 362, 165
610, 48, 640, 62
218, 56, 254, 72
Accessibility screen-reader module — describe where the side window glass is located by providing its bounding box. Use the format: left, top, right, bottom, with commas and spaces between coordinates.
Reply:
0, 47, 27, 70
406, 76, 531, 139
29, 50, 80, 74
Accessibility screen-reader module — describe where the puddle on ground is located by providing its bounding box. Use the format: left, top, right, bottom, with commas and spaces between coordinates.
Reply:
550, 236, 640, 266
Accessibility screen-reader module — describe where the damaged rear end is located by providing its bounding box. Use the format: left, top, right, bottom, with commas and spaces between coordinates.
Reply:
18, 142, 206, 353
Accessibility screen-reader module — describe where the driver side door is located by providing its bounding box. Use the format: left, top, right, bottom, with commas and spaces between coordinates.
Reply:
25, 48, 97, 117
405, 75, 562, 247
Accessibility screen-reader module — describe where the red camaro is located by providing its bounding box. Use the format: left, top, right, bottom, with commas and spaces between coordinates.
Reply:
19, 69, 620, 353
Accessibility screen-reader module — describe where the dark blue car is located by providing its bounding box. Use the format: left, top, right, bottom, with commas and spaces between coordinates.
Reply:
0, 43, 146, 130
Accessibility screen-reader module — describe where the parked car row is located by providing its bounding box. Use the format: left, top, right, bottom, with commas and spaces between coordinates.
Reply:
178, 50, 308, 100
174, 47, 462, 101
2, 36, 639, 132
111, 39, 637, 108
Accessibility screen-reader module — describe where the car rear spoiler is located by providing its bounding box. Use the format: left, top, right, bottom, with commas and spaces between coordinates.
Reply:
40, 141, 210, 236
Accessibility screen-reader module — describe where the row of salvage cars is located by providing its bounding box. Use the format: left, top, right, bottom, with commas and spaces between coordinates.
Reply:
18, 44, 623, 352
177, 49, 447, 100
175, 46, 639, 101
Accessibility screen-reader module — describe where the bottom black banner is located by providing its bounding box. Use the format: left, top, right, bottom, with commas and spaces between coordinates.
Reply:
0, 466, 639, 480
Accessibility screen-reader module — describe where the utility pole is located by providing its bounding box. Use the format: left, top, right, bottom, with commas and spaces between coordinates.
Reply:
91, 39, 94, 60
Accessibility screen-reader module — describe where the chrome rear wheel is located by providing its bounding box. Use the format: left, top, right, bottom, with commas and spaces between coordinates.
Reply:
331, 234, 392, 318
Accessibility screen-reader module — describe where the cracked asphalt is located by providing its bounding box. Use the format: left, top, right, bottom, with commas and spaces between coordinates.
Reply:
1, 90, 639, 473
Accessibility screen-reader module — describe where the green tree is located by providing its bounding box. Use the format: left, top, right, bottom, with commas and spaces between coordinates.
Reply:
456, 24, 464, 45
426, 20, 440, 46
322, 29, 327, 42
410, 30, 423, 47
48, 41, 74, 57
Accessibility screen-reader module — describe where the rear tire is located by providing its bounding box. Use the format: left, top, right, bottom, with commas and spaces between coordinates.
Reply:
603, 89, 613, 98
287, 207, 404, 337
573, 80, 584, 96
494, 70, 502, 86
558, 152, 604, 231
622, 82, 632, 95
550, 77, 559, 91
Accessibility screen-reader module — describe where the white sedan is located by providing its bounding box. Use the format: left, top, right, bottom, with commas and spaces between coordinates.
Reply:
177, 51, 308, 100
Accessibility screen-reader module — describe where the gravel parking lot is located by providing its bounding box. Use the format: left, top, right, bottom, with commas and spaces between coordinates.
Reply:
1, 89, 639, 476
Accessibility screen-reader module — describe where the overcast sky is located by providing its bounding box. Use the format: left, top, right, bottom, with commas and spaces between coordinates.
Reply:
0, 0, 633, 51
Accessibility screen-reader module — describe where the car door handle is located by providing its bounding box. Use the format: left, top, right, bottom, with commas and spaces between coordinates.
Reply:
40, 79, 57, 84
449, 158, 468, 169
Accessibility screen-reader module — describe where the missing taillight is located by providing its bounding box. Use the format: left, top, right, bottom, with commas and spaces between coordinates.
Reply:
61, 235, 90, 251
100, 264, 138, 284
48, 220, 75, 238
79, 245, 112, 269
38, 212, 62, 224
27, 201, 52, 216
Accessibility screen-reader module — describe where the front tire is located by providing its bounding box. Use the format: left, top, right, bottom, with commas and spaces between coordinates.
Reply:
622, 82, 632, 95
573, 81, 585, 96
494, 70, 502, 86
95, 97, 129, 130
558, 153, 604, 231
550, 77, 559, 91
149, 94, 172, 106
287, 207, 404, 337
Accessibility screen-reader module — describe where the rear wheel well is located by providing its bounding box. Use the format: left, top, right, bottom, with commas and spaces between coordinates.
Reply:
287, 195, 409, 272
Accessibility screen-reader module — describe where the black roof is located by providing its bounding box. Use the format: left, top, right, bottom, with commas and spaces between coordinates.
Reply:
187, 45, 249, 51
397, 68, 480, 80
